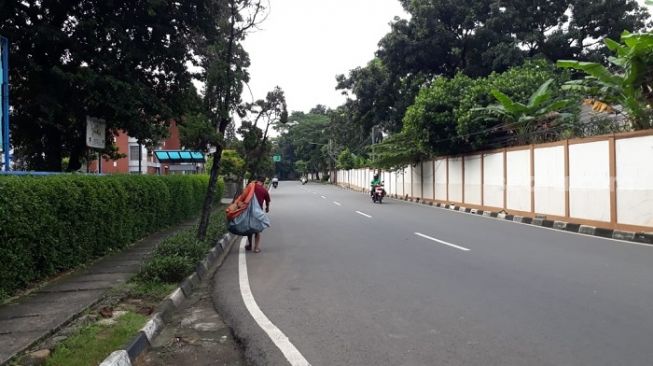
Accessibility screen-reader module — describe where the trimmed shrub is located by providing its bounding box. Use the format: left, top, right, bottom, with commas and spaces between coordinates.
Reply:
0, 174, 222, 300
136, 209, 227, 284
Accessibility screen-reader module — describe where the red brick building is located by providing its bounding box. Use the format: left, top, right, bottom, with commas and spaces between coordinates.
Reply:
89, 121, 189, 175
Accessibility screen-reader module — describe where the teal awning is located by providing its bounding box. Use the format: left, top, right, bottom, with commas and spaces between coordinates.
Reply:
154, 150, 205, 163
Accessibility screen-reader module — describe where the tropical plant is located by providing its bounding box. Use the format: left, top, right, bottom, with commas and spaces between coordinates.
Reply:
473, 79, 576, 145
557, 31, 653, 130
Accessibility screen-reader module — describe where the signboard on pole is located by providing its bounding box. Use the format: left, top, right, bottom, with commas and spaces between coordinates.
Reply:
273, 154, 281, 162
85, 116, 106, 149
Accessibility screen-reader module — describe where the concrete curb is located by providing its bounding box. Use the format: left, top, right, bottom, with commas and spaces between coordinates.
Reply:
99, 232, 239, 366
342, 185, 653, 247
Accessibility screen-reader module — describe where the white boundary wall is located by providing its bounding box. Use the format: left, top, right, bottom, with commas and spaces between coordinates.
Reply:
534, 146, 565, 216
448, 157, 463, 203
423, 161, 434, 200
506, 149, 531, 212
335, 132, 653, 231
483, 153, 504, 208
464, 155, 482, 205
569, 141, 611, 222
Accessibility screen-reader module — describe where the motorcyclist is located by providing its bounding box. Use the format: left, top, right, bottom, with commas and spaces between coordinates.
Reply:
370, 173, 382, 196
272, 176, 279, 188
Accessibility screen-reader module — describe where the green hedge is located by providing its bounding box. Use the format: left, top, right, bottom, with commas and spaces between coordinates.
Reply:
137, 209, 226, 284
0, 174, 224, 300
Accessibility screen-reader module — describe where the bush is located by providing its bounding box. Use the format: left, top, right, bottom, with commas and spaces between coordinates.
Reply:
0, 174, 222, 300
136, 209, 227, 284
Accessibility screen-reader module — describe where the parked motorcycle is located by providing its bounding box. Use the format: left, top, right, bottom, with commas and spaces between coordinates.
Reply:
372, 184, 386, 204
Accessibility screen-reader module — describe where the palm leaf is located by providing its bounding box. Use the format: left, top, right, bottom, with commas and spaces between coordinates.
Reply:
491, 90, 527, 114
556, 60, 622, 86
527, 79, 554, 109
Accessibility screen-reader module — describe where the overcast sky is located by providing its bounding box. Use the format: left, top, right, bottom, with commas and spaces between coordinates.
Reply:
242, 0, 652, 115
242, 0, 406, 114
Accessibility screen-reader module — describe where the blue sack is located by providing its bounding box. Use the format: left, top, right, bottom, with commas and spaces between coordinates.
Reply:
228, 199, 271, 236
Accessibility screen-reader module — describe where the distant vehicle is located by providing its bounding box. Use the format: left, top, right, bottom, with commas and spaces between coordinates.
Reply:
372, 184, 386, 204
272, 177, 279, 188
301, 177, 308, 185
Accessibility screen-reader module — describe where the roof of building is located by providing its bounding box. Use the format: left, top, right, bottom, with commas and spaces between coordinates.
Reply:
154, 150, 205, 163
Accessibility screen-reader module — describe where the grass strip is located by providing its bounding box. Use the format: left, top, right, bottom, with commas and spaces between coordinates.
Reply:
45, 312, 148, 366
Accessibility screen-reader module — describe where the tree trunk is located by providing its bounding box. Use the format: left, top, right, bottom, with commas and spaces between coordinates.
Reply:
197, 144, 224, 240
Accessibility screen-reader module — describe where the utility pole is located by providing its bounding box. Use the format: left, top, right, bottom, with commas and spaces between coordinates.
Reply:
1, 36, 10, 171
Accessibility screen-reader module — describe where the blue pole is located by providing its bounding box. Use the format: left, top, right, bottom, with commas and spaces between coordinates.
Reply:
1, 36, 9, 171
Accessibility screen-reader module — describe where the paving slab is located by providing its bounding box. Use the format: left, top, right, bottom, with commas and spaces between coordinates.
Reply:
0, 222, 190, 365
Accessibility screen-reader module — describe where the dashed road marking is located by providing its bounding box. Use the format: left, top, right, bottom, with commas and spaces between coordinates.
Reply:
415, 232, 470, 252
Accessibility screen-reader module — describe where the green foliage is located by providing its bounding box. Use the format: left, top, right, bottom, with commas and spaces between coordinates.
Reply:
206, 150, 245, 180
137, 210, 226, 284
179, 112, 222, 152
219, 150, 246, 180
334, 0, 650, 152
45, 312, 147, 366
557, 31, 653, 129
456, 61, 565, 148
1, 1, 211, 171
275, 109, 334, 179
474, 79, 576, 145
0, 174, 222, 300
336, 148, 355, 170
402, 74, 475, 157
369, 133, 428, 171
294, 160, 308, 176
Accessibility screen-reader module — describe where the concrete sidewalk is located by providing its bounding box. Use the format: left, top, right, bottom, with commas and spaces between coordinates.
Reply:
0, 221, 196, 365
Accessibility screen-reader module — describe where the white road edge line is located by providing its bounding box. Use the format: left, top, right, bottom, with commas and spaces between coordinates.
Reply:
356, 211, 372, 218
414, 232, 471, 252
238, 239, 311, 366
333, 201, 342, 206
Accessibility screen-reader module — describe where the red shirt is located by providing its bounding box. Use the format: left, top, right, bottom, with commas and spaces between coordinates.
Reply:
253, 182, 270, 208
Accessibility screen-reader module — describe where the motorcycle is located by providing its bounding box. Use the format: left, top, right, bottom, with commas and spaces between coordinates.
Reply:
372, 184, 386, 204
272, 181, 278, 189
301, 177, 308, 185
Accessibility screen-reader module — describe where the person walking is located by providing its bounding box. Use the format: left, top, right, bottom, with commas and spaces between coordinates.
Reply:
245, 176, 271, 253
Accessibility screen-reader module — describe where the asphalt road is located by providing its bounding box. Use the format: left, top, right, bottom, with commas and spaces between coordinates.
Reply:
213, 181, 653, 366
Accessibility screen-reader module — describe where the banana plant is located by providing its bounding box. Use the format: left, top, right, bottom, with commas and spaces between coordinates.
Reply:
557, 31, 653, 130
473, 78, 575, 145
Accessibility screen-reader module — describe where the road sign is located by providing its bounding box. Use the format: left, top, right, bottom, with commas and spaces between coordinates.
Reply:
85, 116, 106, 149
273, 154, 281, 162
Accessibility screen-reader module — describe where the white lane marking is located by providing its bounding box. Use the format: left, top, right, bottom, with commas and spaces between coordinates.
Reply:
415, 232, 470, 252
320, 195, 326, 199
333, 201, 342, 206
356, 211, 372, 218
238, 239, 311, 365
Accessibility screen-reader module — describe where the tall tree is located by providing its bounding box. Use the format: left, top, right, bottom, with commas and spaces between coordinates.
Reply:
1, 0, 204, 171
238, 86, 288, 177
195, 0, 264, 240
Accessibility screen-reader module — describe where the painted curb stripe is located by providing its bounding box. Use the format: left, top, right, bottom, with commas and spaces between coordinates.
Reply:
99, 350, 131, 366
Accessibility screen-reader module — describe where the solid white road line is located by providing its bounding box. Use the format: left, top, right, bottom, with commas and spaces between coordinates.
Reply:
356, 211, 373, 218
238, 239, 311, 366
414, 232, 471, 252
333, 201, 342, 206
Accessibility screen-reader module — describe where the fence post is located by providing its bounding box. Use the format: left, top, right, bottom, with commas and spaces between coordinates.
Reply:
564, 139, 570, 218
609, 137, 617, 225
530, 145, 535, 213
481, 154, 485, 207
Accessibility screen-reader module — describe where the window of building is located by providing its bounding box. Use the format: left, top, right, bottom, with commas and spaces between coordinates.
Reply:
129, 145, 140, 161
